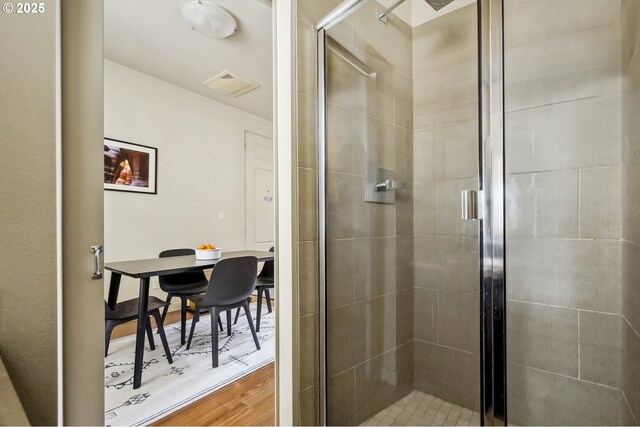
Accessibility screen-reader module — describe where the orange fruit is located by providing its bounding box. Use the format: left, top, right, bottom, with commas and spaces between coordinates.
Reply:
197, 244, 207, 250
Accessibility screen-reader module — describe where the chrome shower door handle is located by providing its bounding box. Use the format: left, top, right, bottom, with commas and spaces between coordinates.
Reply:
90, 245, 103, 280
461, 190, 479, 220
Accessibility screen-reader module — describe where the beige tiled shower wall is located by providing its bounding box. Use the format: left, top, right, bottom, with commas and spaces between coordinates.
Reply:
411, 4, 481, 413
622, 0, 640, 423
324, 2, 415, 425
296, 1, 415, 425
504, 0, 635, 425
297, 1, 640, 426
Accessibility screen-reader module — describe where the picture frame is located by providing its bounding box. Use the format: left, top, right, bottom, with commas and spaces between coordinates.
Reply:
103, 137, 157, 194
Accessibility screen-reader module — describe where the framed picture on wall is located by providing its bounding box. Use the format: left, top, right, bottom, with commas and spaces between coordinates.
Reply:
104, 138, 157, 194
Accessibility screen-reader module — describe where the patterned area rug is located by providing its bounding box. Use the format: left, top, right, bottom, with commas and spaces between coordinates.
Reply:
104, 306, 275, 426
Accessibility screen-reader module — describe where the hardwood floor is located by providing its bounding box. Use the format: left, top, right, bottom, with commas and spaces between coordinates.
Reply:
109, 304, 276, 426
152, 363, 275, 426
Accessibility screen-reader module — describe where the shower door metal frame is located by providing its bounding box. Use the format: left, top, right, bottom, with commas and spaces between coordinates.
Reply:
315, 0, 506, 424
478, 0, 506, 425
316, 4, 369, 426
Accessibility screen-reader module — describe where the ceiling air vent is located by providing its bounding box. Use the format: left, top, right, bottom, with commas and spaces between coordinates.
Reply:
202, 69, 260, 97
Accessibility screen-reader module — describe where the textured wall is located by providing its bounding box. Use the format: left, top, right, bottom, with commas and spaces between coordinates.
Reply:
0, 1, 58, 424
505, 0, 634, 425
621, 0, 640, 422
411, 4, 480, 411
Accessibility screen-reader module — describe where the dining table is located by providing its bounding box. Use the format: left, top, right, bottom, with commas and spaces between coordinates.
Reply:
105, 249, 275, 389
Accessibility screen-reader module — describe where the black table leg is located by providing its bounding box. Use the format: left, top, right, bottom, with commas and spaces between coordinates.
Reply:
107, 272, 122, 310
133, 277, 150, 389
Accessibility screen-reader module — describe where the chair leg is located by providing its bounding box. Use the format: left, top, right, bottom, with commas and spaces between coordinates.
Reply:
180, 297, 188, 345
256, 288, 263, 332
234, 297, 251, 324
145, 317, 156, 350
242, 300, 261, 351
218, 315, 223, 332
265, 288, 273, 313
186, 307, 200, 350
211, 308, 220, 368
151, 310, 173, 364
105, 321, 116, 357
226, 309, 232, 336
160, 294, 172, 324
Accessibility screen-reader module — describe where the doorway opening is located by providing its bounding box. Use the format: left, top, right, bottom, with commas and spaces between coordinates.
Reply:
102, 1, 276, 425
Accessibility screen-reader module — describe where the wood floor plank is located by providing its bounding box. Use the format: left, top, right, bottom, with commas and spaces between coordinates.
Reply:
151, 363, 275, 426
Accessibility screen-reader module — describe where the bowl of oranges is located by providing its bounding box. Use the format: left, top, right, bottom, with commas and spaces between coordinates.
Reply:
195, 244, 222, 260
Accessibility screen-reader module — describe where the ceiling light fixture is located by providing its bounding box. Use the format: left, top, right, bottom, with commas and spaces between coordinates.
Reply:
181, 0, 238, 39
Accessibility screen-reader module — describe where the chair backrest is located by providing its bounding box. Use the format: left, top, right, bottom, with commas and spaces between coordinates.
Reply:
200, 256, 258, 307
158, 248, 207, 290
257, 246, 275, 280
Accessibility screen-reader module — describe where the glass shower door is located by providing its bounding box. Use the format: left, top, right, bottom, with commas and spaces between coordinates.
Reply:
317, 0, 484, 425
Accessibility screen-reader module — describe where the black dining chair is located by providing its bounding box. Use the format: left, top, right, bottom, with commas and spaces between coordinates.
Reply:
105, 297, 173, 365
158, 248, 210, 345
234, 246, 274, 332
186, 256, 261, 368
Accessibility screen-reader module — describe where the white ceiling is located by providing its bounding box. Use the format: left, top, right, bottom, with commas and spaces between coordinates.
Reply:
104, 0, 273, 120
378, 0, 475, 27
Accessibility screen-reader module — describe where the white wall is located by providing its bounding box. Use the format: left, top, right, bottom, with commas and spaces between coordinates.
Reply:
104, 60, 273, 303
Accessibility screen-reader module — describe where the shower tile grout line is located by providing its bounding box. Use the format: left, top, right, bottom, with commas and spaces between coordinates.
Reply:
621, 389, 639, 426
414, 339, 477, 356
504, 93, 615, 115
509, 361, 625, 391
577, 168, 581, 239
622, 314, 640, 339
507, 298, 622, 317
504, 163, 623, 177
327, 340, 415, 381
325, 100, 414, 132
326, 288, 413, 312
436, 290, 440, 345
577, 310, 581, 380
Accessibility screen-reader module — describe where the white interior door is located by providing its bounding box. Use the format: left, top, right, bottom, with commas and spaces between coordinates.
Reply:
245, 131, 275, 251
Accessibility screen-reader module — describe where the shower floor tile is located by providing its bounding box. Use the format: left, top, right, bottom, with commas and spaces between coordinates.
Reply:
361, 391, 481, 426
